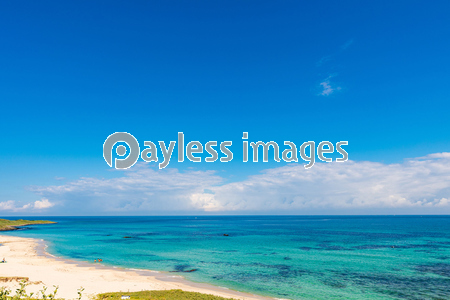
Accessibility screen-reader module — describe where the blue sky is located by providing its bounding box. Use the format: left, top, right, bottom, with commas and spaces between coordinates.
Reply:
1, 1, 450, 215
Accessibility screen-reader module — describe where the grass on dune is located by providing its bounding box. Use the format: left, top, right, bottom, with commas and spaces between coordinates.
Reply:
97, 290, 236, 300
0, 279, 237, 300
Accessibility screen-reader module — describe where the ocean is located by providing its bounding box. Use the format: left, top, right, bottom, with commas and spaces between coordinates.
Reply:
2, 216, 450, 299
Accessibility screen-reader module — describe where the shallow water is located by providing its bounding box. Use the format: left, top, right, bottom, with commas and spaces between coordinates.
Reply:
3, 216, 450, 299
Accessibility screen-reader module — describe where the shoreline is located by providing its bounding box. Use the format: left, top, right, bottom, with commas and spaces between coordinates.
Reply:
0, 235, 276, 300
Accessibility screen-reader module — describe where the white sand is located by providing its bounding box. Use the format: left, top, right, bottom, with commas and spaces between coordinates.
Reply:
0, 235, 273, 300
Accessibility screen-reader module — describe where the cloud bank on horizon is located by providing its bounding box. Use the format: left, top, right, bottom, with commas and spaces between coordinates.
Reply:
2, 152, 449, 215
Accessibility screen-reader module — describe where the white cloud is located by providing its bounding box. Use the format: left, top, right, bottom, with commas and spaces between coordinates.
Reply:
0, 201, 17, 210
315, 39, 353, 95
0, 198, 55, 212
33, 198, 54, 209
206, 154, 450, 212
320, 80, 334, 96
26, 153, 450, 215
29, 164, 222, 214
319, 75, 341, 96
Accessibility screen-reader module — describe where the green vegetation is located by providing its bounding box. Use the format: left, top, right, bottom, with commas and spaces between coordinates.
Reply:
0, 280, 235, 300
0, 280, 62, 300
97, 290, 235, 300
0, 219, 56, 231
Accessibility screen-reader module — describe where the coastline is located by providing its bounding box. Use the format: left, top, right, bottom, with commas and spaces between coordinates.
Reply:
0, 235, 276, 300
0, 220, 56, 232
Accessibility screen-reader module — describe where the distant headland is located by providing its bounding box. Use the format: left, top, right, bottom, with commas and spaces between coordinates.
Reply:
0, 219, 56, 231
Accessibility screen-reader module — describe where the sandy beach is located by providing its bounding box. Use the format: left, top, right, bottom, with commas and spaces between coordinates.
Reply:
0, 235, 273, 300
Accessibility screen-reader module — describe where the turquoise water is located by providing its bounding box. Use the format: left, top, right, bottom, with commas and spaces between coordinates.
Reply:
2, 216, 450, 299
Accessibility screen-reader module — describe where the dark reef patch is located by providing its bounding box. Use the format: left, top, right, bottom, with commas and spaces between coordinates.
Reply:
329, 270, 450, 300
416, 263, 450, 277
435, 256, 449, 260
320, 279, 347, 289
298, 247, 315, 251
317, 244, 351, 251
